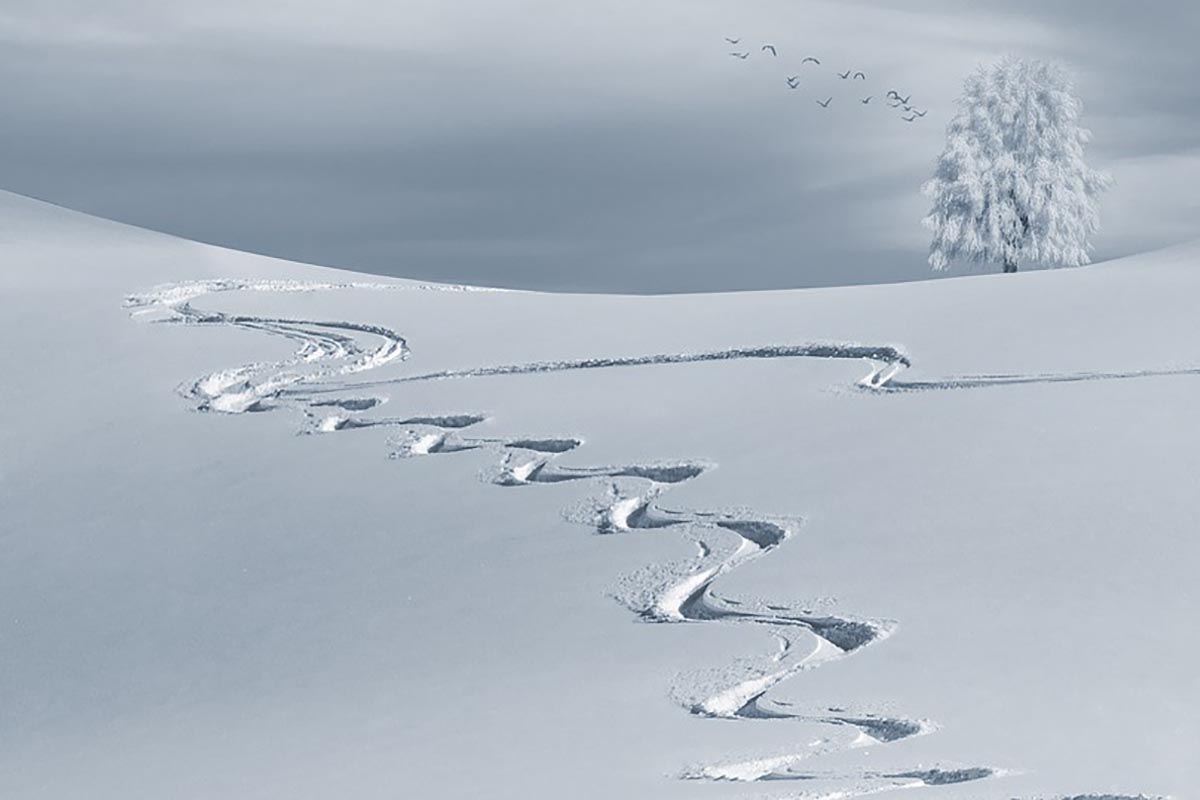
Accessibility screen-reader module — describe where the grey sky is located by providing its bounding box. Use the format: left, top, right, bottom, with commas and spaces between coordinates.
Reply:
2, 0, 1197, 292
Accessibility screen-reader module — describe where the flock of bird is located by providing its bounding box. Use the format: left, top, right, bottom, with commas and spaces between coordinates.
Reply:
724, 37, 926, 122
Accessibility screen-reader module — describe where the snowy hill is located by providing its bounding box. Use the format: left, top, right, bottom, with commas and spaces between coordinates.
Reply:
2, 190, 1194, 799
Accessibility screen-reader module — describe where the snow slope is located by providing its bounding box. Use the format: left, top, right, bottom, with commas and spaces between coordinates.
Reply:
2, 189, 1196, 799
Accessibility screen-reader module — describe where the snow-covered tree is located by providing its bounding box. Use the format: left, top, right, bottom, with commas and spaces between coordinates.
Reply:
922, 56, 1111, 273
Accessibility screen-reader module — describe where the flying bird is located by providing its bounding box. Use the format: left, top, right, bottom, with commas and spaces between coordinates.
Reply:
762, 44, 777, 56
886, 90, 902, 100
902, 104, 914, 112
729, 52, 749, 59
817, 97, 833, 107
837, 69, 852, 79
860, 96, 872, 104
897, 93, 912, 104
912, 109, 928, 117
902, 113, 917, 122
853, 71, 866, 80
724, 37, 740, 44
888, 100, 903, 108
801, 56, 821, 65
786, 77, 800, 89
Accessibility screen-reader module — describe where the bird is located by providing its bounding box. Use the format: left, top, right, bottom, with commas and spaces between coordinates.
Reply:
888, 100, 903, 108
724, 37, 740, 44
912, 109, 928, 117
853, 71, 866, 80
902, 113, 917, 122
897, 93, 912, 104
838, 69, 852, 79
801, 56, 821, 65
886, 90, 902, 100
729, 52, 749, 59
761, 44, 777, 56
902, 104, 914, 112
860, 96, 872, 104
817, 97, 833, 107
786, 77, 800, 89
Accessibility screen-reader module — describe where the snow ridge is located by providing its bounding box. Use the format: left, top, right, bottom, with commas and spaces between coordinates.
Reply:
126, 279, 1165, 800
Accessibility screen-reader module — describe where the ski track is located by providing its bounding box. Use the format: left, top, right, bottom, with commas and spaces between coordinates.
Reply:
126, 280, 1169, 800
879, 366, 1200, 393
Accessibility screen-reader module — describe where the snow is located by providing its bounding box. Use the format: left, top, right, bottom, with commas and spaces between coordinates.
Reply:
1, 189, 1194, 799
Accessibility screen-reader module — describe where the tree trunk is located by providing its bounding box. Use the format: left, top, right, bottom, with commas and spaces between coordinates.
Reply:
1003, 258, 1018, 273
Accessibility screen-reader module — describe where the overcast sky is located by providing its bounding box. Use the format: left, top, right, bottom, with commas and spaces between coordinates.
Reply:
2, 0, 1197, 292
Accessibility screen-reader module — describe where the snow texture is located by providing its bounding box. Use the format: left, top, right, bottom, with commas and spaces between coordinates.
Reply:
1, 190, 1190, 800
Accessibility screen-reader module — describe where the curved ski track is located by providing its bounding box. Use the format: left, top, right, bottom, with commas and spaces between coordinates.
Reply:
125, 279, 1166, 800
